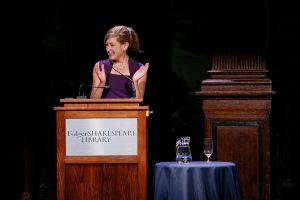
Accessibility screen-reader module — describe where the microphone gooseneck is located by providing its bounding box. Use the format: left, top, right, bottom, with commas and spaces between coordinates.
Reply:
110, 59, 133, 82
77, 83, 110, 99
110, 59, 136, 98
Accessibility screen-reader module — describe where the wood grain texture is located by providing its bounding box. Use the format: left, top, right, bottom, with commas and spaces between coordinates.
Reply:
65, 164, 139, 200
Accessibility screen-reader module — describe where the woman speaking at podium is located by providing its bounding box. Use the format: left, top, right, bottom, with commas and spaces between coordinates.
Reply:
90, 25, 149, 99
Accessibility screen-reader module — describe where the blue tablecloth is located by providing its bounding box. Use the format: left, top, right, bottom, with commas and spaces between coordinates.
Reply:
153, 161, 242, 200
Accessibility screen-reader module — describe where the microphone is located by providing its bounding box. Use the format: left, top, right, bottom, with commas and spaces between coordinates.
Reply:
110, 59, 136, 98
110, 59, 133, 82
76, 83, 110, 99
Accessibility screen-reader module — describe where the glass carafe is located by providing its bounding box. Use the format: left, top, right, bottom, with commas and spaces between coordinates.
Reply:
175, 136, 192, 164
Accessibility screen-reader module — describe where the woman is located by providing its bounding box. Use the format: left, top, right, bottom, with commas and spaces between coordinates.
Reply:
90, 25, 149, 99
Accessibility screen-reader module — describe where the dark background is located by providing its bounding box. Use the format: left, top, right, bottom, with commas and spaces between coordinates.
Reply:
3, 0, 299, 199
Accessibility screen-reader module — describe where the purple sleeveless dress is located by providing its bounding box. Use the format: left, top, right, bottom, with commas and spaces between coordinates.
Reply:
99, 58, 143, 98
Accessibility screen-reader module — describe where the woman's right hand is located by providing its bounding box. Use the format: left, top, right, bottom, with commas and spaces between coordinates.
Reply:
94, 63, 106, 85
90, 62, 106, 99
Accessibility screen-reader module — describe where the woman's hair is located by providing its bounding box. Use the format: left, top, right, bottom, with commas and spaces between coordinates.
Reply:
104, 25, 142, 53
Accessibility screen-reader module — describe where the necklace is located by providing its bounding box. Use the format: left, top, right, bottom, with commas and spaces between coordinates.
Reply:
114, 62, 128, 70
114, 56, 129, 70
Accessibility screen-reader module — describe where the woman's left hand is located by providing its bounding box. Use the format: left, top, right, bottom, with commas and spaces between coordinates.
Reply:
133, 63, 149, 82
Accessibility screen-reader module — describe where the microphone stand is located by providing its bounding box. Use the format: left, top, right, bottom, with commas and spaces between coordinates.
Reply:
76, 84, 110, 99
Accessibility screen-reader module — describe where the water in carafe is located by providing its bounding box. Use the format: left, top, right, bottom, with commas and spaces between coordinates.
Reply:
175, 136, 192, 164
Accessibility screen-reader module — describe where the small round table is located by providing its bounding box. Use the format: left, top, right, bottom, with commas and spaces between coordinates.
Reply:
153, 161, 243, 200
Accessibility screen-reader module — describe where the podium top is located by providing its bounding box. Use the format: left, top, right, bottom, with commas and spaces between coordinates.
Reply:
54, 98, 148, 111
60, 98, 143, 103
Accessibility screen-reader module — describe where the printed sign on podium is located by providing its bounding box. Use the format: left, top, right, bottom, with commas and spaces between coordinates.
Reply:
66, 118, 138, 156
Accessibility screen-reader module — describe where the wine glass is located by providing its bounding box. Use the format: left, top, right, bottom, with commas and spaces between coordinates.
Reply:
204, 138, 213, 162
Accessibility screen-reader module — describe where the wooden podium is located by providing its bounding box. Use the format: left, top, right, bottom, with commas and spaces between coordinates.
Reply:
54, 98, 149, 200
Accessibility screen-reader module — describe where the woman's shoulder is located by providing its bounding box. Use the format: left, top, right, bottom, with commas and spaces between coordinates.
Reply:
98, 59, 111, 66
129, 57, 143, 70
96, 59, 113, 71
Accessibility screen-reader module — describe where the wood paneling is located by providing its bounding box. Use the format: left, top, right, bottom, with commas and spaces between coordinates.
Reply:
65, 164, 139, 200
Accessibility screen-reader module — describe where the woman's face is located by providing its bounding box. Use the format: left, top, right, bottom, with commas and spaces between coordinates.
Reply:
105, 36, 128, 62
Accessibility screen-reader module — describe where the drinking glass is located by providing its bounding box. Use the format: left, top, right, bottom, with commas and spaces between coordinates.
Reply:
204, 138, 213, 162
